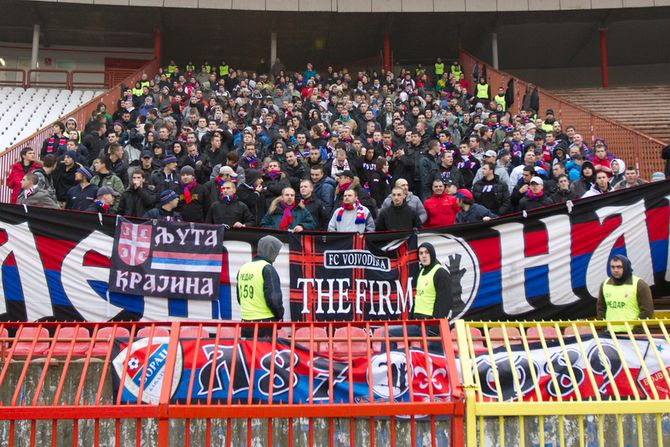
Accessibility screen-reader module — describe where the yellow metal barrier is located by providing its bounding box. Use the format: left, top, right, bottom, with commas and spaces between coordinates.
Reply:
455, 319, 670, 447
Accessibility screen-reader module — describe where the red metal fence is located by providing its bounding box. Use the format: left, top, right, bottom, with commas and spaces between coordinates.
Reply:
0, 320, 464, 446
0, 59, 159, 203
459, 50, 666, 180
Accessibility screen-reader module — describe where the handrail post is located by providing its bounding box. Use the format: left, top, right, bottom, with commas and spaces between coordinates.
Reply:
157, 322, 181, 447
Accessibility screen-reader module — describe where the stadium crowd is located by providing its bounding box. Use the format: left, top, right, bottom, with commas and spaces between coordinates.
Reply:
4, 58, 660, 232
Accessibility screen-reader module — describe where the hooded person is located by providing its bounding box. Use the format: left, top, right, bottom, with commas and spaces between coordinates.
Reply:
383, 242, 452, 352
567, 160, 593, 196
237, 235, 285, 337
596, 254, 653, 332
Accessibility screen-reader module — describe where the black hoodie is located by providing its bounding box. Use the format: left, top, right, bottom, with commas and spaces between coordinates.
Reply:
412, 242, 452, 321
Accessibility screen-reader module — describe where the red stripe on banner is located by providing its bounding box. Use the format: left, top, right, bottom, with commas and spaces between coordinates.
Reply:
571, 216, 623, 257
3, 252, 16, 267
219, 248, 229, 284
525, 230, 548, 257
83, 250, 111, 268
468, 237, 500, 273
34, 236, 79, 271
647, 206, 670, 242
152, 251, 221, 261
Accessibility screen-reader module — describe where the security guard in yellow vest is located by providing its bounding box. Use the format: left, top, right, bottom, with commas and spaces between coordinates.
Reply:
434, 58, 445, 78
185, 61, 195, 73
219, 61, 230, 78
450, 61, 463, 82
202, 61, 211, 74
597, 255, 653, 332
237, 235, 284, 337
476, 77, 490, 102
166, 60, 178, 77
383, 242, 452, 352
493, 87, 506, 112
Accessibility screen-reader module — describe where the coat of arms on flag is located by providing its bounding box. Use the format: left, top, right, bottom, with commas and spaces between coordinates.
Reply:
108, 218, 225, 300
117, 222, 152, 266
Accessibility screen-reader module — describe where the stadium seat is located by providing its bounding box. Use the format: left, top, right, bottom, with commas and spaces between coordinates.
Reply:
294, 327, 328, 353
52, 326, 91, 356
91, 326, 130, 357
136, 326, 170, 339
526, 326, 559, 342
277, 328, 290, 339
216, 326, 241, 340
12, 327, 50, 357
563, 325, 594, 337
371, 327, 406, 353
179, 326, 210, 339
488, 327, 522, 350
333, 327, 368, 356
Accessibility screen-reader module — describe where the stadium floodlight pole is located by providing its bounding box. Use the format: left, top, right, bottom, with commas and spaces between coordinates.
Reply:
31, 24, 40, 70
492, 32, 499, 70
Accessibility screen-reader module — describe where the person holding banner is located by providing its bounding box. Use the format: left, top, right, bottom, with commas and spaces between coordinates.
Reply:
597, 255, 653, 332
237, 235, 284, 337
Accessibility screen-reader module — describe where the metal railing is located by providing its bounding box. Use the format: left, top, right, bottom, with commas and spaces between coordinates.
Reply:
0, 320, 464, 447
455, 319, 670, 446
0, 58, 159, 203
459, 50, 666, 180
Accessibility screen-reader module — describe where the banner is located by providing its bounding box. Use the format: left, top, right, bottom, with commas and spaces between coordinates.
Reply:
0, 181, 670, 322
111, 336, 451, 405
475, 335, 670, 401
289, 233, 418, 321
109, 219, 224, 300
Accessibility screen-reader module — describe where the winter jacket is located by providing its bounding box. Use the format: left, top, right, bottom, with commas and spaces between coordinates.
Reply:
6, 161, 40, 203
65, 184, 98, 211
472, 175, 511, 216
418, 151, 440, 201
301, 196, 330, 230
260, 197, 317, 230
118, 186, 156, 217
382, 191, 426, 223
16, 188, 59, 208
455, 203, 497, 223
206, 197, 255, 226
334, 177, 378, 219
424, 193, 460, 228
518, 192, 554, 211
312, 176, 336, 214
368, 170, 392, 208
32, 167, 57, 202
376, 201, 422, 231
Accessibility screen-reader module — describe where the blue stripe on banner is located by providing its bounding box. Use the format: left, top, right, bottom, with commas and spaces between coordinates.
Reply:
218, 285, 232, 319
471, 271, 502, 309
571, 253, 589, 289
151, 258, 222, 267
3, 265, 24, 301
45, 270, 70, 307
89, 281, 144, 314
651, 239, 668, 275
168, 298, 188, 317
525, 265, 549, 300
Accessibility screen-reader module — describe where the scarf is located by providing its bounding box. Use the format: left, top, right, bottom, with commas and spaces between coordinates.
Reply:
336, 200, 365, 224
220, 193, 234, 202
527, 189, 544, 199
24, 187, 35, 199
266, 169, 281, 181
279, 201, 296, 231
383, 143, 393, 158
46, 135, 67, 153
215, 176, 225, 188
94, 199, 110, 212
244, 155, 257, 168
338, 181, 352, 192
181, 179, 198, 204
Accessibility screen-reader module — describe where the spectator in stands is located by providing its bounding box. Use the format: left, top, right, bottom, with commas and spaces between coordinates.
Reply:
65, 166, 98, 211
310, 165, 336, 214
328, 189, 375, 233
510, 166, 534, 211
299, 179, 329, 230
41, 122, 68, 159
472, 162, 511, 216
282, 149, 307, 191
367, 157, 392, 208
237, 169, 265, 225
107, 143, 129, 187
376, 186, 422, 231
614, 166, 646, 190
143, 190, 182, 221
417, 140, 441, 200
609, 158, 625, 186
597, 254, 653, 333
455, 189, 496, 223
261, 187, 316, 231
333, 170, 377, 218
16, 173, 59, 209
90, 157, 124, 211
57, 138, 89, 165
206, 181, 254, 227
152, 155, 180, 194
551, 174, 579, 203
6, 147, 41, 204
118, 169, 156, 218
381, 178, 426, 224
437, 150, 464, 189
453, 141, 480, 189
424, 179, 460, 228
176, 165, 207, 222
518, 176, 554, 211
83, 122, 107, 166
33, 154, 58, 203
86, 186, 119, 214
582, 171, 613, 198
473, 150, 510, 187
570, 161, 596, 197
591, 142, 613, 178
